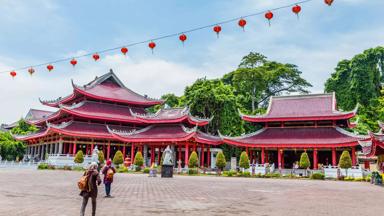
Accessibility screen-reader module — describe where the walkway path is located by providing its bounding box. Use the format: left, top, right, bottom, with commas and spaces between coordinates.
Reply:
0, 169, 383, 216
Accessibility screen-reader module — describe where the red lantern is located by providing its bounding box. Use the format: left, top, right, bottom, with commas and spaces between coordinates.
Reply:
292, 5, 301, 19
324, 0, 334, 6
121, 47, 128, 55
148, 41, 156, 54
238, 18, 247, 31
10, 71, 16, 78
92, 53, 100, 61
179, 34, 187, 45
47, 64, 54, 72
213, 25, 222, 38
70, 58, 77, 67
265, 11, 273, 26
28, 67, 35, 76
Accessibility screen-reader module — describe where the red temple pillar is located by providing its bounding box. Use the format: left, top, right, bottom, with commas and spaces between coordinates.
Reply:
261, 148, 265, 164
193, 144, 196, 152
151, 146, 155, 164
122, 145, 126, 158
246, 147, 249, 156
278, 148, 282, 169
332, 148, 337, 166
178, 145, 182, 162
72, 140, 77, 155
131, 144, 135, 162
207, 145, 211, 168
86, 144, 89, 155
107, 141, 111, 160
313, 149, 318, 169
91, 142, 94, 154
158, 147, 162, 165
201, 145, 205, 167
185, 143, 189, 167
281, 149, 285, 168
364, 161, 370, 169
351, 146, 357, 166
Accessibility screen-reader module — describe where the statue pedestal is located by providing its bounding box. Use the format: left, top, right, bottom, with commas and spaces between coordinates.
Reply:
161, 165, 173, 178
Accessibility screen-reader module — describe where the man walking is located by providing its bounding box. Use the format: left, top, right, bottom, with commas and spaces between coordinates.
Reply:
80, 162, 101, 216
101, 159, 116, 197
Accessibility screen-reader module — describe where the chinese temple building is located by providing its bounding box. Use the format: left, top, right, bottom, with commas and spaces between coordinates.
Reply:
14, 70, 222, 168
360, 122, 384, 170
221, 93, 369, 169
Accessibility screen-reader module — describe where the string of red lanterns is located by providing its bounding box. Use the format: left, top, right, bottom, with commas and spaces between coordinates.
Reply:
3, 0, 335, 78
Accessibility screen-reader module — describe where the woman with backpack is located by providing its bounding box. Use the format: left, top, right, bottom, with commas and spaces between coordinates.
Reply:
79, 162, 101, 216
101, 159, 116, 198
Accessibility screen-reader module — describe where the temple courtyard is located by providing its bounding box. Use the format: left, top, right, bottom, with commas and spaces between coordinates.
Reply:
0, 169, 383, 215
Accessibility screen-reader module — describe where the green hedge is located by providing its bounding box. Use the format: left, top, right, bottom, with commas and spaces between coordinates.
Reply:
310, 173, 325, 180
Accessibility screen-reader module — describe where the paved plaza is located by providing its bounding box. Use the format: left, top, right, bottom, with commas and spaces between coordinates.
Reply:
0, 169, 383, 216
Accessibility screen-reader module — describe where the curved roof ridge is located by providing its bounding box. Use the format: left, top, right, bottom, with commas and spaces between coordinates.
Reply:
47, 120, 74, 129
218, 128, 267, 139
107, 124, 154, 136
335, 127, 369, 139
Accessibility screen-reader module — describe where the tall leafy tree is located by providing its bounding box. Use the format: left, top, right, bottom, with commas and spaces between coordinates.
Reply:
224, 52, 312, 113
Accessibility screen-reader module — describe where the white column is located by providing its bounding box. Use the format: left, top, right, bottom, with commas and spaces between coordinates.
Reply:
58, 142, 63, 154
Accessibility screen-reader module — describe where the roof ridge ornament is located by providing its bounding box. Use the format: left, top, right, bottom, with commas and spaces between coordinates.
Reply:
181, 124, 197, 134
59, 100, 86, 110
334, 126, 369, 139
108, 125, 154, 136
48, 120, 74, 129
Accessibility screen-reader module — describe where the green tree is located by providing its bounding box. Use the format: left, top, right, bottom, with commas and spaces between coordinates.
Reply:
188, 151, 199, 168
98, 151, 105, 164
113, 150, 124, 166
10, 119, 38, 135
325, 46, 384, 133
299, 152, 311, 169
134, 151, 144, 169
0, 132, 26, 161
224, 52, 312, 113
74, 150, 84, 164
239, 151, 250, 170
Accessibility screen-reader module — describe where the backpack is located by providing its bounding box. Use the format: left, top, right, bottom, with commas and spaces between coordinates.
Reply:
78, 174, 89, 191
106, 168, 114, 180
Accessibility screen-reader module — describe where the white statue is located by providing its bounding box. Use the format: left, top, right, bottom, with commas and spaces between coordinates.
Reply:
91, 146, 99, 163
162, 146, 174, 166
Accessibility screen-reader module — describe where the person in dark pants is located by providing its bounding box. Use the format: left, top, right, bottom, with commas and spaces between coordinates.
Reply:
101, 159, 116, 198
80, 162, 101, 216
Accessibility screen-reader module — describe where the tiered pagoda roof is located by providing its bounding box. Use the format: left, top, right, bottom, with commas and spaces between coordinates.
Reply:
39, 70, 164, 107
240, 93, 358, 122
223, 93, 366, 148
15, 70, 221, 146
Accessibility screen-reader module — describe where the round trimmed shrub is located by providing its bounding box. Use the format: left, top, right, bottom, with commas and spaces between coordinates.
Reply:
338, 150, 352, 169
239, 151, 250, 169
216, 151, 226, 171
74, 150, 84, 164
98, 151, 105, 164
299, 152, 311, 169
188, 151, 199, 168
113, 150, 124, 166
310, 172, 325, 180
134, 151, 144, 170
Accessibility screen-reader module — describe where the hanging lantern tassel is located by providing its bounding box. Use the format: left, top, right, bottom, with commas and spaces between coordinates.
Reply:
92, 53, 100, 61
47, 64, 54, 72
213, 25, 222, 38
292, 5, 301, 20
70, 58, 77, 67
265, 11, 273, 27
121, 47, 128, 56
28, 67, 35, 76
179, 34, 187, 47
10, 71, 17, 79
324, 0, 334, 6
238, 18, 247, 31
148, 41, 156, 54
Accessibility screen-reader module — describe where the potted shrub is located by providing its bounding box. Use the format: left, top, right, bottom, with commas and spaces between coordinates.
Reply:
239, 151, 250, 173
113, 150, 124, 168
98, 151, 105, 165
299, 152, 310, 176
134, 152, 144, 171
188, 151, 199, 175
216, 151, 226, 176
74, 150, 84, 164
338, 150, 352, 177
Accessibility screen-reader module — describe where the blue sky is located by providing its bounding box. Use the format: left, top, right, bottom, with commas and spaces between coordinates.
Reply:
0, 0, 383, 123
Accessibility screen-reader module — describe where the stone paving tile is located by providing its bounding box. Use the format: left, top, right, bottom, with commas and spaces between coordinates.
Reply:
0, 169, 383, 216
